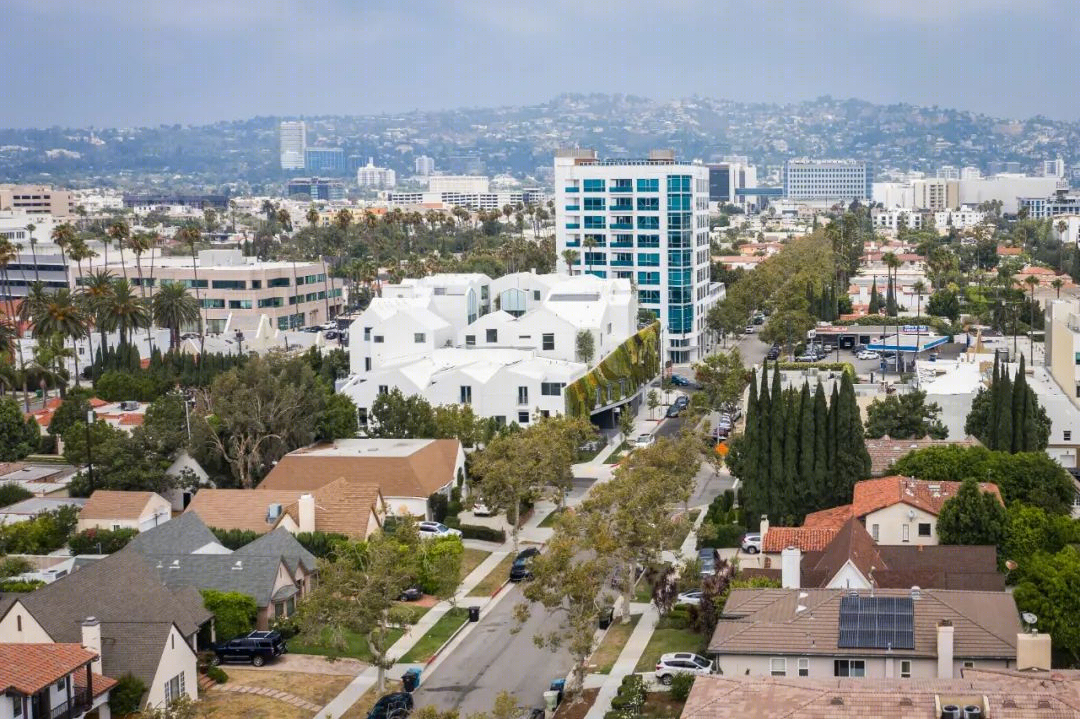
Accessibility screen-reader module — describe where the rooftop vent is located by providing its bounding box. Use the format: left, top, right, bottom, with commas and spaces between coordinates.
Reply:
1038, 700, 1052, 709
900, 698, 913, 707
231, 560, 243, 571
169, 559, 180, 569
829, 697, 844, 706
266, 503, 282, 522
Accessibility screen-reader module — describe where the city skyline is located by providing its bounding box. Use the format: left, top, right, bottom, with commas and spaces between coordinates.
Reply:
2, 0, 1075, 128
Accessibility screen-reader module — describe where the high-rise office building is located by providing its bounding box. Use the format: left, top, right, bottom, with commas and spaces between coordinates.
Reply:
286, 177, 346, 201
414, 155, 435, 176
279, 121, 306, 170
987, 161, 1022, 175
356, 159, 397, 189
304, 147, 346, 175
782, 159, 872, 202
960, 166, 982, 180
707, 160, 757, 205
937, 165, 960, 180
554, 150, 723, 363
912, 179, 960, 211
1042, 159, 1066, 178
0, 185, 75, 217
427, 175, 490, 193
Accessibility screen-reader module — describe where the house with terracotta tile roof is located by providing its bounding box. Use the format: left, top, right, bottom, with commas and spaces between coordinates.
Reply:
864, 435, 981, 477
708, 587, 1022, 680
258, 438, 465, 518
0, 642, 117, 719
76, 490, 172, 533
680, 667, 1071, 719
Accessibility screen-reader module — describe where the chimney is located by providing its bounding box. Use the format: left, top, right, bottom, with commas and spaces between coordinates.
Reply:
759, 514, 770, 539
81, 617, 102, 673
781, 546, 801, 589
298, 494, 316, 533
1016, 632, 1052, 672
937, 620, 954, 678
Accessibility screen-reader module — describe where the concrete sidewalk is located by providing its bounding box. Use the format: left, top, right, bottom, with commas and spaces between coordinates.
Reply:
582, 602, 660, 719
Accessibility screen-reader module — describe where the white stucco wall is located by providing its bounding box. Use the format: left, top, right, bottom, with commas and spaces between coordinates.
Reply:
143, 625, 198, 709
76, 494, 172, 534
0, 601, 52, 643
864, 503, 939, 545
713, 654, 1011, 680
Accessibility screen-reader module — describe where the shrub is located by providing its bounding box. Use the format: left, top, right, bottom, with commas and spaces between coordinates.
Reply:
697, 523, 746, 549
109, 674, 147, 716
0, 579, 45, 592
200, 590, 257, 641
295, 531, 349, 558
428, 492, 449, 522
663, 605, 692, 630
456, 523, 506, 543
209, 527, 261, 550
670, 672, 695, 701
0, 556, 33, 578
205, 666, 229, 684
0, 482, 33, 510
68, 527, 138, 555
270, 615, 300, 639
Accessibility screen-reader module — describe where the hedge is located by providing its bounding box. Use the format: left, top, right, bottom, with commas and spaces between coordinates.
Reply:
775, 361, 855, 376
68, 527, 138, 555
201, 590, 257, 642
565, 321, 660, 417
205, 666, 229, 684
442, 517, 506, 543
0, 579, 45, 592
697, 523, 746, 549
834, 314, 959, 336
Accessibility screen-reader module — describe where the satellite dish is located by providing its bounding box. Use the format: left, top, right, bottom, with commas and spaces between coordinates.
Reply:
1022, 612, 1038, 625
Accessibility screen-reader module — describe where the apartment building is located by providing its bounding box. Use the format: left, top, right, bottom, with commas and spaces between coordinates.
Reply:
279, 121, 306, 170
782, 159, 873, 203
554, 149, 720, 362
427, 175, 490, 193
356, 159, 396, 189
1019, 191, 1080, 219
912, 179, 960, 210
1046, 299, 1080, 407
0, 185, 75, 217
99, 249, 343, 333
414, 155, 435, 176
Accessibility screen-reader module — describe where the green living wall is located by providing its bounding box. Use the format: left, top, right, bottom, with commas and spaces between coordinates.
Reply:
565, 321, 660, 417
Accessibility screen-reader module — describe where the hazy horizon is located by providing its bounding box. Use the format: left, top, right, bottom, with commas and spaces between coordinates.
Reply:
3, 0, 1078, 128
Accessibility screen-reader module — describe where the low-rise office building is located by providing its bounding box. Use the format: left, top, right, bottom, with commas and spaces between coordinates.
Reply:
0, 185, 75, 217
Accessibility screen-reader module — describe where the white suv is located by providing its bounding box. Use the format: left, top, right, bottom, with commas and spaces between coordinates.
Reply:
418, 521, 462, 539
654, 652, 712, 685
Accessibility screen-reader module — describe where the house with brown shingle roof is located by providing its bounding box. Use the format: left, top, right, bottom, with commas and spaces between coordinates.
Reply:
258, 438, 466, 518
864, 435, 981, 477
680, 668, 1072, 719
76, 490, 172, 533
709, 587, 1022, 680
186, 479, 386, 539
0, 643, 117, 719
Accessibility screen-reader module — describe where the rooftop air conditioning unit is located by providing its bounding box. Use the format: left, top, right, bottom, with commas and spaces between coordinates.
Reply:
962, 706, 982, 719
266, 503, 282, 522
941, 705, 961, 719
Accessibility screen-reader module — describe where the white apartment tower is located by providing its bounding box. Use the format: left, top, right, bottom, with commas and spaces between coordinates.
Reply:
1043, 159, 1066, 178
554, 149, 719, 363
414, 155, 435, 176
280, 121, 306, 170
356, 158, 396, 189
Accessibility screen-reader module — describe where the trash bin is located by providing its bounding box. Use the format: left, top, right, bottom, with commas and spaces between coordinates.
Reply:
599, 607, 614, 629
549, 679, 565, 704
468, 606, 481, 622
402, 668, 422, 693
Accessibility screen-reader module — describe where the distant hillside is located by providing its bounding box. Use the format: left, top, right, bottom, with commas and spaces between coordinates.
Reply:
0, 94, 1076, 191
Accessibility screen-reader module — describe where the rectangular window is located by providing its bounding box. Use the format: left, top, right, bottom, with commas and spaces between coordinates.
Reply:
770, 658, 786, 677
493, 416, 506, 427
637, 197, 659, 211
900, 660, 911, 678
1065, 430, 1073, 441
583, 179, 606, 192
834, 660, 865, 677
533, 290, 541, 301
639, 290, 660, 304
251, 280, 262, 289
902, 524, 910, 542
13, 697, 22, 717
963, 661, 974, 669
871, 524, 879, 541
268, 277, 290, 288
918, 523, 932, 537
378, 384, 388, 395
465, 335, 476, 346
1075, 352, 1080, 366
542, 334, 554, 351
798, 658, 809, 677
460, 386, 472, 404
374, 335, 384, 343
584, 197, 606, 211
636, 216, 659, 230
584, 216, 606, 229
365, 358, 372, 371
638, 253, 660, 267
518, 386, 528, 405
414, 333, 426, 343
636, 178, 659, 192
637, 234, 660, 248
518, 411, 530, 424
541, 382, 565, 396
486, 329, 498, 343
228, 299, 252, 309
211, 279, 246, 290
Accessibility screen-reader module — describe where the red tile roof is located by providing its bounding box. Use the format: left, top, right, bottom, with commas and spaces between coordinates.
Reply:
802, 504, 854, 529
853, 475, 1002, 518
0, 644, 100, 695
762, 526, 840, 553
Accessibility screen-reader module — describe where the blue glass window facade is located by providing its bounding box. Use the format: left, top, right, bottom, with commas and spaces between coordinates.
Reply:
611, 179, 633, 192
584, 252, 607, 266
638, 253, 660, 267
637, 235, 660, 248
583, 179, 606, 192
637, 197, 659, 211
584, 197, 606, 210
637, 216, 659, 230
637, 178, 659, 192
584, 216, 606, 229
637, 272, 660, 285
639, 290, 660, 304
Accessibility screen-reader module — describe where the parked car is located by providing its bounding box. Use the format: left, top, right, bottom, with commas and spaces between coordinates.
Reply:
509, 547, 541, 582
398, 586, 423, 602
766, 345, 780, 360
367, 692, 414, 719
741, 533, 762, 554
211, 630, 287, 667
471, 501, 493, 517
795, 353, 818, 363
698, 547, 718, 576
418, 521, 462, 539
633, 434, 655, 448
711, 423, 730, 440
665, 404, 683, 418
744, 326, 755, 334
856, 350, 880, 360
670, 374, 691, 387
675, 590, 703, 606
654, 652, 713, 685
674, 395, 690, 409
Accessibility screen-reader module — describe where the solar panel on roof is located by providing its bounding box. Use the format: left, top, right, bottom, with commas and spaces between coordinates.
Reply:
837, 595, 915, 650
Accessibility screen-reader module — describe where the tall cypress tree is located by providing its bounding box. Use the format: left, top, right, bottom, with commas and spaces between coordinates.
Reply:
744, 375, 759, 484
812, 383, 829, 508
988, 355, 1001, 450
868, 278, 880, 315
782, 387, 800, 521
996, 370, 1013, 452
1022, 382, 1039, 451
797, 382, 814, 495
768, 363, 785, 517
834, 372, 871, 503
1011, 356, 1028, 453
827, 383, 840, 491
754, 364, 772, 522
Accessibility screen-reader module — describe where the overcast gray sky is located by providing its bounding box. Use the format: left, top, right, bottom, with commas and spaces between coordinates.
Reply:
3, 0, 1076, 128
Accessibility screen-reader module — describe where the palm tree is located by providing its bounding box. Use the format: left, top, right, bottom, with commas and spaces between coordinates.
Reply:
80, 269, 116, 361
176, 224, 205, 355
561, 249, 580, 276
152, 281, 201, 351
102, 278, 150, 349
51, 223, 76, 270
31, 289, 88, 389
582, 236, 598, 276
1051, 277, 1064, 299
882, 251, 901, 317
24, 223, 41, 284
106, 219, 131, 281
307, 205, 320, 228
0, 316, 14, 358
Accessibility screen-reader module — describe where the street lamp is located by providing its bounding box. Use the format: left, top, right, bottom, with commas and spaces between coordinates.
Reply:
85, 409, 95, 492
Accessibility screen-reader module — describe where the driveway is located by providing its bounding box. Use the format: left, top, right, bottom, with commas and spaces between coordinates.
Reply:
242, 653, 367, 676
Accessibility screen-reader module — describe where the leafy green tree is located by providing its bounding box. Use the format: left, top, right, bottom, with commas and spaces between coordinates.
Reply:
693, 348, 748, 414
369, 388, 437, 438
575, 330, 595, 366
68, 527, 138, 554
417, 536, 464, 601
48, 388, 93, 439
319, 393, 359, 440
760, 309, 815, 358
64, 420, 174, 497
1003, 503, 1079, 566
1013, 547, 1080, 666
201, 590, 259, 641
0, 505, 78, 554
865, 389, 948, 440
891, 445, 1075, 515
0, 483, 33, 509
109, 675, 147, 717
926, 289, 960, 320
0, 397, 38, 461
937, 478, 1007, 546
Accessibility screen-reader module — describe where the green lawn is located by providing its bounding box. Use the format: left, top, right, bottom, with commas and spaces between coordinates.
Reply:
589, 614, 640, 674
468, 553, 515, 596
460, 548, 491, 581
290, 626, 404, 662
664, 510, 701, 550
634, 625, 707, 673
398, 608, 469, 663
633, 562, 670, 603
605, 441, 631, 464
538, 507, 567, 528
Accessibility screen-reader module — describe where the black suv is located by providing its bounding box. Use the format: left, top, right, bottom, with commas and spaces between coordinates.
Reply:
211, 630, 287, 667
368, 692, 414, 719
509, 547, 541, 582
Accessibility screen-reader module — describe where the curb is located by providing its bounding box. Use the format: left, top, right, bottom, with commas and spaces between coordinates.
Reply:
424, 610, 473, 667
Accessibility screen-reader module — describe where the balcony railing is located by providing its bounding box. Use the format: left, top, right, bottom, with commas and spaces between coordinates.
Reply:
565, 205, 580, 211
611, 223, 633, 230
565, 223, 580, 229
610, 185, 633, 193
48, 688, 91, 719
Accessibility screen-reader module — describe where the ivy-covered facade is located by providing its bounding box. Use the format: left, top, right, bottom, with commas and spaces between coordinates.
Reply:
564, 321, 661, 417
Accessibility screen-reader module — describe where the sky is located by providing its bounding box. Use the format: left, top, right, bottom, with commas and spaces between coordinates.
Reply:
3, 0, 1077, 128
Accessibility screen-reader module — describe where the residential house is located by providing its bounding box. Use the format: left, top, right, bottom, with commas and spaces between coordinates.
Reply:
709, 587, 1022, 679
0, 551, 211, 710
75, 491, 172, 533
0, 463, 79, 497
0, 643, 116, 719
186, 477, 386, 537
258, 438, 465, 518
0, 497, 86, 526
864, 436, 981, 477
